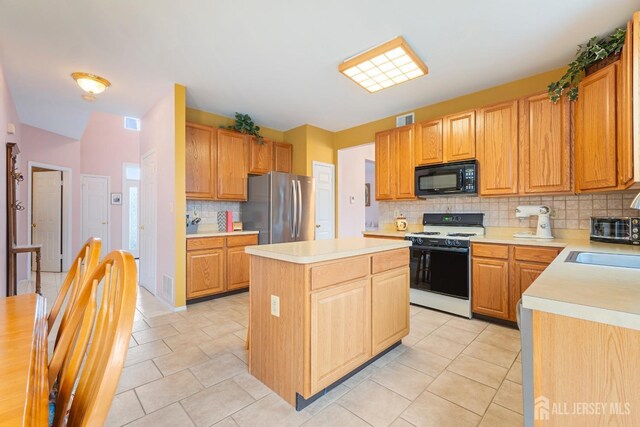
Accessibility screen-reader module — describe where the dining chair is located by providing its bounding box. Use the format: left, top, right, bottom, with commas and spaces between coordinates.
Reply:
51, 250, 138, 427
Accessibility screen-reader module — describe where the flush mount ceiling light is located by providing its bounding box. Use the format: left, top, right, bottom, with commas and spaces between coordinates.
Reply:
339, 36, 428, 93
71, 72, 111, 101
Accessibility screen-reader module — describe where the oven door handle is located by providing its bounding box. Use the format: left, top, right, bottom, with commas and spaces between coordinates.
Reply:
414, 246, 469, 253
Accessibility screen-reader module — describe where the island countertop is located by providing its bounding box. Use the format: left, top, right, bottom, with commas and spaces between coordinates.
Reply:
245, 237, 411, 264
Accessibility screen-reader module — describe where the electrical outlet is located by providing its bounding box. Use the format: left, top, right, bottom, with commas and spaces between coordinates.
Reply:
550, 209, 558, 219
349, 196, 355, 204
270, 295, 280, 317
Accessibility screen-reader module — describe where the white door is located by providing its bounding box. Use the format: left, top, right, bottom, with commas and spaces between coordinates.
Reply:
81, 175, 110, 255
140, 152, 157, 294
32, 171, 63, 272
313, 161, 335, 240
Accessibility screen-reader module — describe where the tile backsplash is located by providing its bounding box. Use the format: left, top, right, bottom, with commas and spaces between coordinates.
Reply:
379, 191, 640, 230
186, 200, 241, 226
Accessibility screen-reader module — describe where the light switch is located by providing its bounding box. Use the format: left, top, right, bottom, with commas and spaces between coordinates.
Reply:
350, 196, 355, 204
270, 295, 280, 317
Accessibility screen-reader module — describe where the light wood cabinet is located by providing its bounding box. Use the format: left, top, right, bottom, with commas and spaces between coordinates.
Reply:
371, 268, 410, 355
249, 138, 273, 175
310, 279, 371, 392
186, 234, 258, 300
395, 125, 415, 199
415, 119, 443, 166
216, 129, 249, 200
618, 19, 635, 188
186, 249, 225, 299
273, 142, 292, 173
444, 110, 476, 162
477, 100, 519, 196
472, 243, 561, 321
375, 130, 395, 200
185, 123, 216, 200
519, 93, 572, 194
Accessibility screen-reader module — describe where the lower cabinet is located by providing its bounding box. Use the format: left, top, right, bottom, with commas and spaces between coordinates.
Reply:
372, 268, 410, 354
186, 234, 258, 300
471, 243, 561, 321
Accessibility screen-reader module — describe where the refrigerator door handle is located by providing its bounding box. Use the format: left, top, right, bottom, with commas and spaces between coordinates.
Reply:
296, 180, 303, 238
291, 179, 297, 239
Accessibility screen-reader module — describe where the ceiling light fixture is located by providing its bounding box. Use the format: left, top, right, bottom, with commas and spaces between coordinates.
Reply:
71, 72, 111, 101
339, 36, 428, 93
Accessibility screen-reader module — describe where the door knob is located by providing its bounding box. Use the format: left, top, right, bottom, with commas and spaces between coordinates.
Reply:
315, 224, 321, 228
32, 223, 36, 228
139, 225, 145, 231
101, 221, 108, 225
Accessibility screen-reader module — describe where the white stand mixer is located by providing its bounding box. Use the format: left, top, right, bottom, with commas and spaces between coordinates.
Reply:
513, 205, 554, 239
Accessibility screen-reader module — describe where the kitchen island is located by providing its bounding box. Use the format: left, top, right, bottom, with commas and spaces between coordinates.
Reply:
245, 237, 411, 409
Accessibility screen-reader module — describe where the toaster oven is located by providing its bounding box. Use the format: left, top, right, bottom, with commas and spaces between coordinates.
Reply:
590, 217, 640, 245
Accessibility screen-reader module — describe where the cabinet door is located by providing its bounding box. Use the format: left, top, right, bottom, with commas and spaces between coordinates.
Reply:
375, 130, 395, 200
273, 142, 292, 173
249, 138, 273, 175
309, 279, 371, 393
216, 129, 248, 200
477, 101, 519, 196
618, 20, 634, 189
575, 63, 618, 192
185, 123, 216, 199
444, 110, 476, 162
472, 257, 509, 320
227, 246, 251, 290
186, 249, 225, 299
371, 268, 409, 355
395, 125, 415, 199
512, 261, 548, 321
519, 94, 572, 194
415, 119, 443, 166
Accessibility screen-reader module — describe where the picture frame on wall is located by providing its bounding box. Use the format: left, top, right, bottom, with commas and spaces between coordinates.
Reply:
111, 192, 122, 205
365, 183, 371, 207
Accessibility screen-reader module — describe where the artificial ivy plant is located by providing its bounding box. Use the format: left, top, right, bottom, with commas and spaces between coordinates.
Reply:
548, 27, 626, 102
227, 112, 264, 144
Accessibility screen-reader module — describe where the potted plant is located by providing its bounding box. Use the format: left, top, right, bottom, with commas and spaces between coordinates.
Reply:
226, 112, 264, 144
548, 27, 626, 102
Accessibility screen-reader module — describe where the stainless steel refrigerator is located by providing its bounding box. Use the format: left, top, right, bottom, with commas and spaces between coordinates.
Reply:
241, 172, 315, 245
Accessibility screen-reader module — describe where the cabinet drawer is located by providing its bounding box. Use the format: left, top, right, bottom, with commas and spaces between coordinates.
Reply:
513, 246, 561, 264
371, 249, 409, 274
227, 234, 258, 248
310, 256, 370, 291
186, 237, 225, 251
472, 243, 509, 259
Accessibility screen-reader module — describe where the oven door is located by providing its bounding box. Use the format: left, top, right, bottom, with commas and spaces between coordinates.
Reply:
415, 166, 463, 195
409, 245, 469, 299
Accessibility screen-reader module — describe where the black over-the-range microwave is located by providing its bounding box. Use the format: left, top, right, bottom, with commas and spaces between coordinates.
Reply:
415, 160, 478, 197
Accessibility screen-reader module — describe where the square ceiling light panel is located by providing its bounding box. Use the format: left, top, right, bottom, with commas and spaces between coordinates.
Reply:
339, 36, 428, 93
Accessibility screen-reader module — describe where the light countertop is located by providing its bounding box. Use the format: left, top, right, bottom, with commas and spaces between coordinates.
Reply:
361, 230, 407, 238
245, 237, 411, 264
186, 230, 258, 238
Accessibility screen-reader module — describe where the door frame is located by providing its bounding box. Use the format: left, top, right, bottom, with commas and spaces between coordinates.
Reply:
122, 162, 140, 258
26, 162, 73, 280
80, 174, 111, 254
312, 161, 336, 240
140, 149, 157, 295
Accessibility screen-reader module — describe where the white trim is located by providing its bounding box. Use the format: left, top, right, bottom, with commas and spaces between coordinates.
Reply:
312, 161, 336, 240
80, 174, 111, 253
27, 161, 73, 279
122, 162, 140, 257
140, 149, 158, 295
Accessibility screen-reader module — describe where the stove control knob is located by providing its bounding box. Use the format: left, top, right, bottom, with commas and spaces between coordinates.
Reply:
633, 234, 639, 239
633, 228, 639, 233
445, 239, 452, 246
453, 240, 460, 246
416, 238, 423, 245
633, 219, 639, 225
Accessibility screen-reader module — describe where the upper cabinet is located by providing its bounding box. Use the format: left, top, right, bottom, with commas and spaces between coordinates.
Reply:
375, 125, 415, 201
574, 62, 619, 192
618, 18, 635, 188
273, 142, 293, 173
519, 93, 572, 194
444, 110, 476, 162
249, 138, 273, 175
415, 119, 443, 166
216, 129, 249, 200
477, 101, 519, 196
185, 123, 216, 200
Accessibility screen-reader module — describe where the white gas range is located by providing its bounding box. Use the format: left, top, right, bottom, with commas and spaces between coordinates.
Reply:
404, 213, 485, 318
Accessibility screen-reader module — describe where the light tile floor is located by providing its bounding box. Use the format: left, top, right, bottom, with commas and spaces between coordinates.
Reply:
31, 272, 524, 426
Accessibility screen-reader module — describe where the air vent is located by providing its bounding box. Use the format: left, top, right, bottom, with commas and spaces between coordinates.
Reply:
161, 274, 174, 304
396, 112, 414, 127
124, 117, 141, 131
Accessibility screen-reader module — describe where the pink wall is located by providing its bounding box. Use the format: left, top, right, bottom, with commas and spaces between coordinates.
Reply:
139, 89, 176, 297
80, 112, 140, 250
0, 59, 21, 296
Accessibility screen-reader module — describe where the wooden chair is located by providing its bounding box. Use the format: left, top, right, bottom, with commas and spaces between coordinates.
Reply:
50, 250, 138, 427
47, 238, 101, 382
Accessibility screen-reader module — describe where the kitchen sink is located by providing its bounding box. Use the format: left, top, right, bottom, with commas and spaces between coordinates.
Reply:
565, 251, 640, 269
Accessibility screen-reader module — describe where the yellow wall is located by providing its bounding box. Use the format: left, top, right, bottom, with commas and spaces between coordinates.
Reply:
305, 125, 335, 174
174, 84, 187, 308
186, 108, 285, 142
283, 125, 307, 175
333, 67, 567, 153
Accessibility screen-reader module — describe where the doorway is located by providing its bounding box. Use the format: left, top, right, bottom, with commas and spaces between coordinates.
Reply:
139, 151, 157, 294
312, 161, 335, 240
122, 163, 140, 258
81, 175, 110, 255
27, 162, 72, 277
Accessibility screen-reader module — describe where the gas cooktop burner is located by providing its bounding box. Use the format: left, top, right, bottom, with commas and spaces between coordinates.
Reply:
446, 233, 477, 237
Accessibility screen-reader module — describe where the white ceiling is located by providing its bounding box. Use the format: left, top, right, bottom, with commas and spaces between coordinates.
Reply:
0, 0, 637, 139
